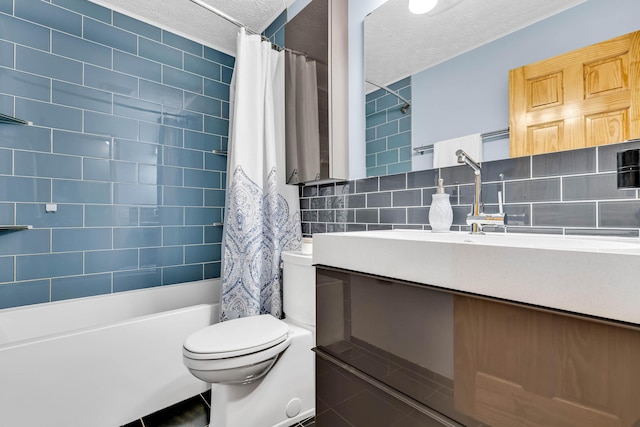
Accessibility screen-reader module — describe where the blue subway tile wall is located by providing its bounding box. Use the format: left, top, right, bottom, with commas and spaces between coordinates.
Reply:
0, 0, 232, 309
300, 141, 640, 238
263, 10, 286, 47
365, 77, 412, 177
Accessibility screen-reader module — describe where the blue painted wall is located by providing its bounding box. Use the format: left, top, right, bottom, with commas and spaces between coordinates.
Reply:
0, 0, 233, 309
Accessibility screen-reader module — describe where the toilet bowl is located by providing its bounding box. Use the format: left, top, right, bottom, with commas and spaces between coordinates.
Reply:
182, 250, 315, 427
183, 314, 293, 384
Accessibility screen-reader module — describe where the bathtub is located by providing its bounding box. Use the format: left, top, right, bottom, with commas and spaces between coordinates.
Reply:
0, 279, 220, 427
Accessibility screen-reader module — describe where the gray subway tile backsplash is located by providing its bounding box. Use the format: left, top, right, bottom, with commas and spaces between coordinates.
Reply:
505, 178, 561, 203
379, 208, 406, 224
302, 140, 640, 238
367, 191, 392, 208
327, 224, 346, 233
318, 210, 335, 223
393, 189, 422, 207
599, 201, 640, 228
335, 209, 355, 223
319, 183, 335, 196
355, 209, 379, 224
310, 197, 326, 210
565, 228, 640, 238
380, 173, 406, 191
356, 177, 379, 193
563, 174, 636, 201
328, 196, 345, 209
346, 194, 366, 208
532, 147, 596, 177
440, 165, 475, 185
482, 156, 531, 182
532, 203, 597, 228
598, 140, 640, 172
407, 207, 429, 224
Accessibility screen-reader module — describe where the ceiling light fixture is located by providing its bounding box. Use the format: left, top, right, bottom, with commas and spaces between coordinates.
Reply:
408, 0, 439, 15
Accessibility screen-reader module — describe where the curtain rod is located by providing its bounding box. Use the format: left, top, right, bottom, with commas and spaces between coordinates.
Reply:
188, 0, 261, 35
188, 0, 326, 64
366, 80, 411, 114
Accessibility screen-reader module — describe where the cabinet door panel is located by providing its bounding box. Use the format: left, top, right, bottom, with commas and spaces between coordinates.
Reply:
475, 373, 621, 427
454, 296, 640, 426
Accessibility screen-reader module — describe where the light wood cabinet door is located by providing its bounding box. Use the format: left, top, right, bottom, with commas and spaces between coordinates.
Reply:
509, 30, 640, 157
454, 296, 640, 427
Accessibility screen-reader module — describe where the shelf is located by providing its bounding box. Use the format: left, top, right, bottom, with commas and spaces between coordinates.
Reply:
0, 112, 32, 126
0, 225, 33, 230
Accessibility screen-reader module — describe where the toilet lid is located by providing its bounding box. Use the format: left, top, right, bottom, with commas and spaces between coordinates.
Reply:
183, 314, 290, 359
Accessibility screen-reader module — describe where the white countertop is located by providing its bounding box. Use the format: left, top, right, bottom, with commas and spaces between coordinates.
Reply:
312, 230, 640, 325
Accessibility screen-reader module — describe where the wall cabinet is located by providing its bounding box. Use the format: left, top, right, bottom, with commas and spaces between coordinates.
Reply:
315, 266, 640, 426
509, 30, 640, 157
284, 0, 348, 184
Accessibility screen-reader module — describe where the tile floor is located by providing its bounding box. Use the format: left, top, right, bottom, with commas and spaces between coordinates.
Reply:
121, 389, 315, 427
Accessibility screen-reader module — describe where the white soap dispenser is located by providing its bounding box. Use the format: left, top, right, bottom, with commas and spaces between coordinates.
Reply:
429, 178, 453, 232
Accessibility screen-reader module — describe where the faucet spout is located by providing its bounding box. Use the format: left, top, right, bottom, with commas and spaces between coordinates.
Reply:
455, 149, 481, 175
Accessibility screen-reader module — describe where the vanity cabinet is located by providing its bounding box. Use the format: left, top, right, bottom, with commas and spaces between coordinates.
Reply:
509, 30, 640, 157
315, 266, 640, 427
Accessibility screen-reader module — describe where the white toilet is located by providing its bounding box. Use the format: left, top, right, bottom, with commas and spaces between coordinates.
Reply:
183, 250, 315, 427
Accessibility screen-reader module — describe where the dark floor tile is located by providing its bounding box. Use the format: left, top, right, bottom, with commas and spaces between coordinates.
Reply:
391, 410, 451, 427
316, 366, 368, 408
334, 389, 410, 427
316, 409, 353, 427
142, 394, 210, 427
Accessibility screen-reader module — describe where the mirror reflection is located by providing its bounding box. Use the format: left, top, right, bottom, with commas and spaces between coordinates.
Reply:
364, 0, 637, 177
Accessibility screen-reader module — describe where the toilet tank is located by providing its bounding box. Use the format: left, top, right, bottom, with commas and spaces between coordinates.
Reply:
281, 251, 315, 328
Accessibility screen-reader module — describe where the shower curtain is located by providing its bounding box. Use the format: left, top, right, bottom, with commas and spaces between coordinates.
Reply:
220, 28, 302, 321
285, 51, 320, 184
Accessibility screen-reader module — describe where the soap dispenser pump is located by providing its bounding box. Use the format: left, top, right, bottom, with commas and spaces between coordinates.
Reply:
429, 178, 453, 232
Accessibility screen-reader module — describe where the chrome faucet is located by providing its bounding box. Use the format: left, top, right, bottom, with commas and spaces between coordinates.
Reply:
455, 149, 506, 234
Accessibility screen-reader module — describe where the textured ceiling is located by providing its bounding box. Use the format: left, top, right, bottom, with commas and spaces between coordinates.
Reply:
89, 0, 586, 85
365, 0, 586, 88
88, 0, 295, 55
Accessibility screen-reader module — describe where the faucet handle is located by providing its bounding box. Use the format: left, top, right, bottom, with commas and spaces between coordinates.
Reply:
466, 212, 508, 231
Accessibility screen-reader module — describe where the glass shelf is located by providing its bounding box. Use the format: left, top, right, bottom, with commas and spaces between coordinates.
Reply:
0, 112, 32, 125
0, 225, 33, 230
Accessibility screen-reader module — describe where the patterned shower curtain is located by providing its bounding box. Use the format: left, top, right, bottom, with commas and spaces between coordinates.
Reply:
220, 29, 302, 321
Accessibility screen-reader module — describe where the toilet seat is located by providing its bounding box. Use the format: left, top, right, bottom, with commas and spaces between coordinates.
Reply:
183, 314, 290, 360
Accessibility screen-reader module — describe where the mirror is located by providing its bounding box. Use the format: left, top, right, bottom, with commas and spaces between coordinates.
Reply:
364, 0, 636, 176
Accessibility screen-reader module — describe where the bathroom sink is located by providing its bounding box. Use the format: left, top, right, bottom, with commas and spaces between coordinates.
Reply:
351, 229, 640, 252
313, 230, 640, 325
